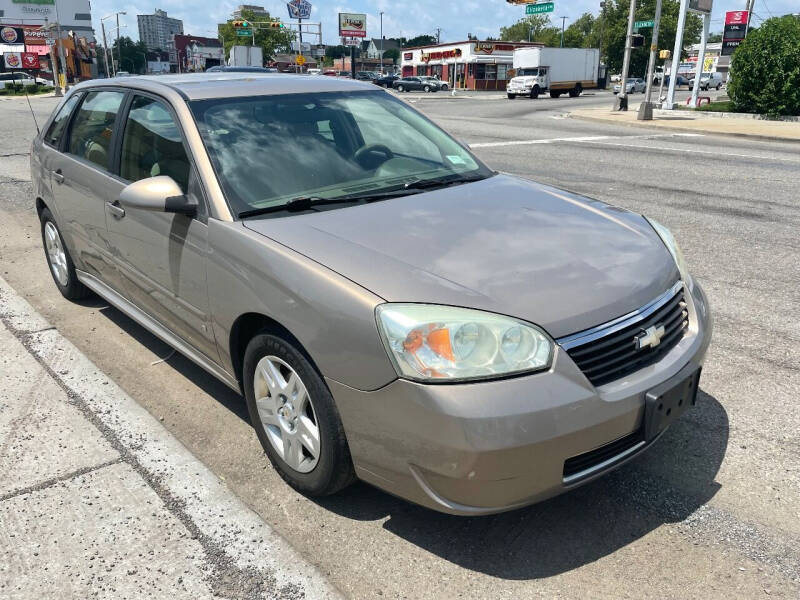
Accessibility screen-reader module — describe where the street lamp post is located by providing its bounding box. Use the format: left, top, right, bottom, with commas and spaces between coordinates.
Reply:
560, 16, 568, 48
101, 12, 126, 77
380, 11, 384, 75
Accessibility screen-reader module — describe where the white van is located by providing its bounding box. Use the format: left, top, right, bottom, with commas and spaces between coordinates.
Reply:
698, 72, 723, 91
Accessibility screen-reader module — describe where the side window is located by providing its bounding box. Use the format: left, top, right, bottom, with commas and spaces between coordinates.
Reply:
67, 90, 125, 170
44, 93, 82, 147
120, 95, 190, 193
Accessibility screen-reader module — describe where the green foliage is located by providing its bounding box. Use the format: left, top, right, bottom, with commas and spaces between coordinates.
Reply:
500, 15, 560, 45
383, 48, 400, 64
694, 100, 733, 112
728, 16, 800, 117
218, 9, 295, 61
24, 83, 39, 93
708, 32, 723, 43
325, 45, 348, 60
111, 37, 150, 74
402, 35, 437, 48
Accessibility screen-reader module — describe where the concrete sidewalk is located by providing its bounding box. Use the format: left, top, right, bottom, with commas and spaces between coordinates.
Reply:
0, 276, 342, 599
570, 103, 800, 142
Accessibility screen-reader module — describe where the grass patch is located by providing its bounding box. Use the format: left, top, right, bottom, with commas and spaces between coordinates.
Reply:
694, 100, 735, 112
0, 86, 54, 96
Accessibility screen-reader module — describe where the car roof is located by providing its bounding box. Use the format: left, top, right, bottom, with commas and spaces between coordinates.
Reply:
68, 73, 376, 101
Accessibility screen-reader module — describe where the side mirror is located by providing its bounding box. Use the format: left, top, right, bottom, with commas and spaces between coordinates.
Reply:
118, 176, 197, 216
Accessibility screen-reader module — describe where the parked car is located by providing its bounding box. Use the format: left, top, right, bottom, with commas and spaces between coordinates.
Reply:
207, 66, 277, 73
374, 74, 399, 88
307, 68, 322, 75
355, 71, 378, 81
696, 71, 723, 91
613, 78, 646, 94
31, 74, 711, 515
392, 76, 447, 92
0, 72, 36, 89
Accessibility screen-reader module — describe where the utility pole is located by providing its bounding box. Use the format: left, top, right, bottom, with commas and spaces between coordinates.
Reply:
598, 2, 607, 65
435, 28, 441, 44
638, 0, 664, 119
380, 11, 384, 74
665, 0, 689, 109
689, 10, 710, 108
559, 17, 568, 48
615, 0, 637, 111
744, 0, 756, 37
100, 21, 111, 78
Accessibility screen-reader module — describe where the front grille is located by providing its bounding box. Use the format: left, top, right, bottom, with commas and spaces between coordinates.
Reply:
559, 283, 689, 387
563, 426, 644, 482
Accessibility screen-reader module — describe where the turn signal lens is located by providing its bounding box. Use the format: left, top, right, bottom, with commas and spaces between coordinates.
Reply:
376, 304, 553, 382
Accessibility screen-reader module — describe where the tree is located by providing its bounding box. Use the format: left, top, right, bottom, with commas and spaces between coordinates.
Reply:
111, 37, 149, 74
500, 15, 559, 43
325, 45, 348, 60
383, 48, 400, 64
708, 32, 723, 43
217, 9, 295, 62
728, 16, 800, 116
403, 35, 437, 48
563, 13, 597, 48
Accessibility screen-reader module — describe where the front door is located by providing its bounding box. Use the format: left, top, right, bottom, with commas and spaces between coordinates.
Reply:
52, 89, 127, 290
106, 93, 218, 362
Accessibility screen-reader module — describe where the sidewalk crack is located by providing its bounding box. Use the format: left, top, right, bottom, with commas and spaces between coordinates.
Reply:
0, 457, 123, 502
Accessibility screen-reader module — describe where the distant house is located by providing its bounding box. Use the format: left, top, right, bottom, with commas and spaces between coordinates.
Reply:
365, 38, 401, 59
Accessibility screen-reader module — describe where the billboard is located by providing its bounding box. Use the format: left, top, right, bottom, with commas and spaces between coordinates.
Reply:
1, 27, 25, 45
688, 0, 713, 14
3, 52, 23, 69
339, 13, 367, 38
21, 52, 41, 69
722, 10, 750, 56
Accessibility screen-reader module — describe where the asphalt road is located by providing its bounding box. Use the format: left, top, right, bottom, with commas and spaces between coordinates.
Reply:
0, 92, 798, 599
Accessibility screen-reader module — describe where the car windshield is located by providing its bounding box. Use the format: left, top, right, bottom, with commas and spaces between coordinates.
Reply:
190, 90, 492, 217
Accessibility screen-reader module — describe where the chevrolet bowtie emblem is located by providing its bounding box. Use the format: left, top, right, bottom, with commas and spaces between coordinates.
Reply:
636, 324, 666, 350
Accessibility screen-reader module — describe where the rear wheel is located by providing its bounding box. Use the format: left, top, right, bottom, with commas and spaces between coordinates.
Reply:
423, 85, 431, 92
569, 84, 582, 98
396, 84, 404, 92
243, 334, 355, 496
39, 207, 91, 301
507, 93, 515, 99
716, 83, 721, 90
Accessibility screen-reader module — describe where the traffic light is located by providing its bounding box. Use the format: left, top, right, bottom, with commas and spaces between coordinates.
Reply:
631, 34, 645, 48
232, 20, 251, 30
269, 20, 285, 28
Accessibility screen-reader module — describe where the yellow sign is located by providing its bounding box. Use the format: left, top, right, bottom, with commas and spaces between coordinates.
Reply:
296, 55, 306, 66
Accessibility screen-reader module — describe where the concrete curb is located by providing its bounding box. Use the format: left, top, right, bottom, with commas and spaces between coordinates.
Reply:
0, 275, 343, 599
568, 111, 800, 145
662, 108, 800, 123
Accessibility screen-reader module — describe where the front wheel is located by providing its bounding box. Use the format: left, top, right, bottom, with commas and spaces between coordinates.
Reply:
423, 85, 431, 92
40, 207, 91, 300
243, 334, 355, 496
530, 86, 539, 99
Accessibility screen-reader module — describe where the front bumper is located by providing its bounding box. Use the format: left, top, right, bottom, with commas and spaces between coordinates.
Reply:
329, 280, 712, 515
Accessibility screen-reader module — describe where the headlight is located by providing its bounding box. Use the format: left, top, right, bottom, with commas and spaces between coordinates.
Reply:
376, 304, 553, 382
646, 217, 691, 282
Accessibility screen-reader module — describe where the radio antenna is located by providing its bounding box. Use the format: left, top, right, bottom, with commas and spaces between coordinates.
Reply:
23, 80, 41, 135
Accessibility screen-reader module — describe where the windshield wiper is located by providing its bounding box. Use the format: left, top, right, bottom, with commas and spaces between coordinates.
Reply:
403, 173, 488, 191
238, 196, 359, 219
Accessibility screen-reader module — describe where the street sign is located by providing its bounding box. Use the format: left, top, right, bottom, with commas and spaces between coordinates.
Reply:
287, 0, 312, 20
236, 30, 252, 36
634, 20, 655, 29
526, 3, 554, 15
295, 55, 306, 66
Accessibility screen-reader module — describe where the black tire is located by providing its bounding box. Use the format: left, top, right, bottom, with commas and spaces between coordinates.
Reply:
39, 207, 91, 301
569, 84, 582, 98
423, 85, 431, 92
243, 333, 355, 496
396, 85, 404, 92
550, 91, 561, 98
716, 83, 721, 91
507, 93, 515, 99
530, 86, 539, 99
382, 83, 389, 88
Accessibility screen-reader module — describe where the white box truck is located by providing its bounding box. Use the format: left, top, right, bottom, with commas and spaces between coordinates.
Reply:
228, 45, 264, 68
507, 47, 600, 99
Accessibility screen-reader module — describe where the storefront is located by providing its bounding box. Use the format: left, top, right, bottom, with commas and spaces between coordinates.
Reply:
400, 41, 542, 90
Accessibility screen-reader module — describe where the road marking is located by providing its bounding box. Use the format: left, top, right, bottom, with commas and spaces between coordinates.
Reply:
469, 133, 702, 148
577, 140, 800, 162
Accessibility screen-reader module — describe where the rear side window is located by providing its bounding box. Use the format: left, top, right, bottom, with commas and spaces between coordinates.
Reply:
44, 93, 82, 147
120, 95, 190, 193
67, 90, 125, 171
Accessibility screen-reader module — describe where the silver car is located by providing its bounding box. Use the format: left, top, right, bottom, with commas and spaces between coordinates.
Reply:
30, 74, 712, 515
614, 77, 646, 94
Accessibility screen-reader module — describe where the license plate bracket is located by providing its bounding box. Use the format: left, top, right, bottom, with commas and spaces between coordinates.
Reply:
644, 366, 701, 442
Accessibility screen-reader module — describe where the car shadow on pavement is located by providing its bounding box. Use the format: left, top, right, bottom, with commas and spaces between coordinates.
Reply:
317, 389, 728, 580
94, 303, 248, 422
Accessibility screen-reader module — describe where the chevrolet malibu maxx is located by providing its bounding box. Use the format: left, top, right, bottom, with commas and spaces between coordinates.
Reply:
30, 75, 711, 515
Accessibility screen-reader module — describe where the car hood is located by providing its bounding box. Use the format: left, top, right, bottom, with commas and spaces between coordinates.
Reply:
243, 174, 678, 338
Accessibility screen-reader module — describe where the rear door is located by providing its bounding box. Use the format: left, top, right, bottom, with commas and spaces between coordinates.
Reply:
51, 89, 127, 290
105, 93, 218, 361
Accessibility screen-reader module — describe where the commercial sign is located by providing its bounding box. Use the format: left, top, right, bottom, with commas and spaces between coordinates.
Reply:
526, 3, 554, 15
287, 0, 312, 20
341, 37, 361, 46
722, 10, 749, 56
339, 13, 367, 38
21, 52, 40, 69
1, 27, 26, 45
3, 52, 23, 69
421, 48, 462, 62
688, 0, 713, 14
474, 43, 515, 54
403, 52, 413, 60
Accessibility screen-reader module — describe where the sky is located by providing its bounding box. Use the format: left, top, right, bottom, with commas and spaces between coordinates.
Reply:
90, 0, 798, 47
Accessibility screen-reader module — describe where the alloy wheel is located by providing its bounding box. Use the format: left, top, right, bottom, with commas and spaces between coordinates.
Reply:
253, 355, 320, 473
44, 221, 68, 286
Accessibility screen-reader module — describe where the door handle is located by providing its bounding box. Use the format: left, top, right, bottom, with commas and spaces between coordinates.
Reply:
106, 201, 125, 219
52, 169, 64, 184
